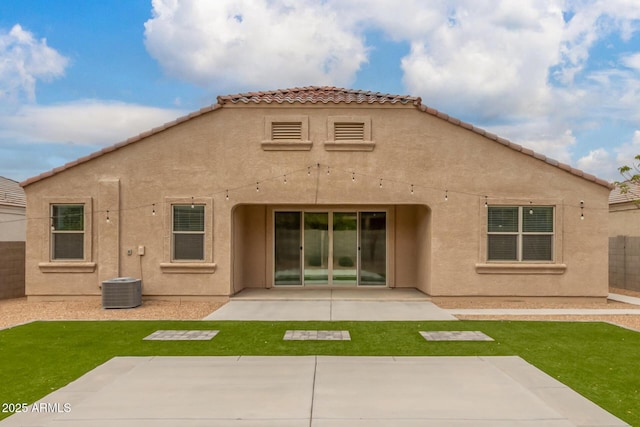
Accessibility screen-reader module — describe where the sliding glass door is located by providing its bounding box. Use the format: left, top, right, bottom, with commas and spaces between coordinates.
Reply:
303, 212, 329, 284
332, 212, 358, 285
274, 210, 386, 286
274, 212, 301, 285
359, 212, 386, 285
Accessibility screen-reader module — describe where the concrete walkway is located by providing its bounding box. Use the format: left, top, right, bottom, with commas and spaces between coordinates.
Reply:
608, 292, 640, 306
0, 356, 629, 426
448, 293, 640, 317
204, 289, 640, 321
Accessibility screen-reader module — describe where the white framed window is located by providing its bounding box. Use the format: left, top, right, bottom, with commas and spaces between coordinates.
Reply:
160, 197, 215, 273
487, 206, 554, 262
172, 204, 205, 261
51, 204, 85, 260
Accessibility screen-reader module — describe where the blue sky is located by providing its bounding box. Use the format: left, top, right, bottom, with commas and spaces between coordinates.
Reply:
2, 0, 640, 182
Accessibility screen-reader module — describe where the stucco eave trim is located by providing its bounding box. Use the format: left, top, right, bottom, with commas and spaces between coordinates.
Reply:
38, 262, 97, 273
475, 263, 567, 275
261, 141, 312, 151
324, 141, 375, 151
160, 263, 217, 274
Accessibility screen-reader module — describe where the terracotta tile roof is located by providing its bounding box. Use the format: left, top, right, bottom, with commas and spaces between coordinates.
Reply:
21, 86, 613, 189
217, 86, 421, 105
610, 181, 640, 204
0, 176, 26, 207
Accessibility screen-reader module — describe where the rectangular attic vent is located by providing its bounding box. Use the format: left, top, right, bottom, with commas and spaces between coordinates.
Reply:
334, 122, 365, 140
271, 122, 302, 140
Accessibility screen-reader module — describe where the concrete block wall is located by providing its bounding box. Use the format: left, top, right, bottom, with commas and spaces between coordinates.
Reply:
610, 236, 640, 292
0, 241, 25, 299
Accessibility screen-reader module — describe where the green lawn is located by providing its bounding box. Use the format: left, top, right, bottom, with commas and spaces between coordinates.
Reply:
0, 320, 638, 424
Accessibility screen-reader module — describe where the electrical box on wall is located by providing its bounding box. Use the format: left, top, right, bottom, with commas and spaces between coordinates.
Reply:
138, 245, 145, 256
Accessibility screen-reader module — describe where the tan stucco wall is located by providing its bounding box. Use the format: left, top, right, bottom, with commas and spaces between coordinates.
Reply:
609, 203, 640, 236
0, 205, 26, 242
23, 102, 610, 299
233, 204, 267, 290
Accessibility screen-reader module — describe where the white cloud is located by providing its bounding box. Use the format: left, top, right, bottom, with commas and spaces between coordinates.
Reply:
572, 131, 640, 182
399, 1, 564, 120
615, 130, 640, 169
141, 0, 640, 127
139, 0, 640, 182
0, 24, 68, 102
576, 148, 613, 178
326, 0, 448, 41
0, 100, 186, 146
487, 120, 576, 165
621, 52, 640, 71
144, 0, 369, 90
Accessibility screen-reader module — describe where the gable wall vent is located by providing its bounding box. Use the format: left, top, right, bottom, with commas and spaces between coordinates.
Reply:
271, 122, 302, 140
334, 122, 365, 141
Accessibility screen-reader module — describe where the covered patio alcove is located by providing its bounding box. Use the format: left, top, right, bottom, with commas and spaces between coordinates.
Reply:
231, 203, 432, 296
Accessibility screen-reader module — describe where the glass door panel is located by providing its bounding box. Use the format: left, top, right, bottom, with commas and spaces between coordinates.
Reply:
274, 212, 301, 285
304, 212, 329, 284
332, 212, 357, 285
359, 212, 386, 285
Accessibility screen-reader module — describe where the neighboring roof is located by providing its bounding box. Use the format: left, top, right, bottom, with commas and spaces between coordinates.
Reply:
610, 181, 640, 205
0, 176, 26, 208
20, 86, 613, 189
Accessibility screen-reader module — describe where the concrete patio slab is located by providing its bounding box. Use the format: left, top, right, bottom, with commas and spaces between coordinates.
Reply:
331, 300, 458, 320
0, 356, 629, 426
204, 290, 457, 321
204, 300, 332, 320
229, 288, 431, 301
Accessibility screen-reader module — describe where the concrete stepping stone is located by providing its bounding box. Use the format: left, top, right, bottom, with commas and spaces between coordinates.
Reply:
143, 330, 219, 341
283, 330, 351, 341
420, 331, 494, 341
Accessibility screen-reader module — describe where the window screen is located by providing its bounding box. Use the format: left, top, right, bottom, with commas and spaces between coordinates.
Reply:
522, 235, 553, 261
173, 205, 205, 260
488, 207, 518, 232
523, 207, 553, 232
51, 204, 84, 260
488, 234, 518, 261
487, 206, 554, 262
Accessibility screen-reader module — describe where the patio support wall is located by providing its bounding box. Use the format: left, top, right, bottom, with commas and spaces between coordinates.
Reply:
394, 205, 430, 290
98, 179, 120, 284
232, 204, 267, 292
